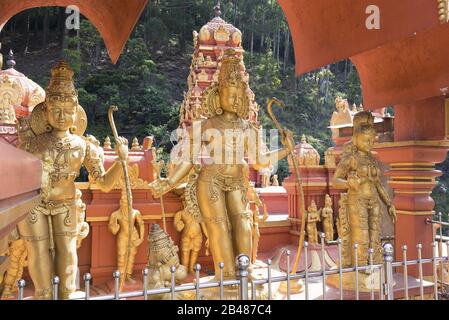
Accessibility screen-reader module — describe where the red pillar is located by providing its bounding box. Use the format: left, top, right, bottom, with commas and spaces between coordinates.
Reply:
375, 96, 449, 276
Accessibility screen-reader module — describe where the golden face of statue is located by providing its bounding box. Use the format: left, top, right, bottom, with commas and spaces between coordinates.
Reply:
46, 95, 78, 132
219, 85, 245, 114
353, 130, 375, 153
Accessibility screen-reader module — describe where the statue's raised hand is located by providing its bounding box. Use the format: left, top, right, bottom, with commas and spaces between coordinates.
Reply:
148, 178, 172, 199
115, 136, 129, 161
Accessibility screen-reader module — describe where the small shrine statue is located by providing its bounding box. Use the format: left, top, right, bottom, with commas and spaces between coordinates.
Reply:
333, 111, 396, 267
108, 190, 145, 285
321, 194, 334, 242
0, 229, 27, 299
259, 166, 272, 188
146, 224, 187, 299
306, 200, 321, 245
271, 174, 279, 186
149, 49, 294, 280
247, 184, 269, 263
174, 208, 207, 274
75, 189, 89, 249
16, 61, 129, 299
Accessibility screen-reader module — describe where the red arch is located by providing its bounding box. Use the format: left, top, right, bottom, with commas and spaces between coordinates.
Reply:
0, 0, 148, 64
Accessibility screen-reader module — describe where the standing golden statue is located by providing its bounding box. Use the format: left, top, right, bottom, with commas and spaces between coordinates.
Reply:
149, 49, 294, 280
306, 200, 321, 245
333, 111, 396, 267
173, 207, 206, 274
321, 194, 334, 242
247, 183, 269, 263
17, 61, 128, 299
108, 190, 145, 286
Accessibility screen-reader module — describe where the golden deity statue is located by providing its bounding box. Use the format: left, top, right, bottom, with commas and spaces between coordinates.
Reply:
0, 229, 27, 299
149, 49, 294, 280
173, 203, 208, 274
333, 111, 396, 267
17, 61, 128, 299
321, 194, 334, 242
108, 190, 145, 285
306, 200, 321, 245
248, 183, 269, 263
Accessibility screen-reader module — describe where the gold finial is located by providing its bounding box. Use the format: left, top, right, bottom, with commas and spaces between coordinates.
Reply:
104, 136, 112, 149
214, 1, 222, 18
351, 103, 358, 113
6, 50, 15, 69
131, 137, 141, 150
301, 134, 306, 143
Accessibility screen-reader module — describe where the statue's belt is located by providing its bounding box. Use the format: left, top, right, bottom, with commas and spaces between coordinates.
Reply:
32, 199, 76, 216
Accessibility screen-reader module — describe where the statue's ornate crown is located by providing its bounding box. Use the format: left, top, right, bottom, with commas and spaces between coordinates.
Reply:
46, 60, 77, 98
218, 49, 246, 90
353, 111, 375, 134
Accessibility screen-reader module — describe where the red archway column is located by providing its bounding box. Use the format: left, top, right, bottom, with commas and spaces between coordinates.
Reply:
375, 96, 449, 276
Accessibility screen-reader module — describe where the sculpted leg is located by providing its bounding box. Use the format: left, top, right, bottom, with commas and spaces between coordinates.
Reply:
116, 234, 127, 276
181, 250, 191, 272
197, 181, 234, 278
126, 246, 138, 281
348, 201, 369, 266
52, 209, 78, 299
18, 211, 53, 299
369, 202, 382, 264
226, 190, 252, 259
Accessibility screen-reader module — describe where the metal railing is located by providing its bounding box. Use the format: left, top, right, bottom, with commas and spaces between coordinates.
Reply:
15, 235, 449, 301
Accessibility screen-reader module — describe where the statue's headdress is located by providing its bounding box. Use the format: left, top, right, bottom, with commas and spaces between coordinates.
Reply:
202, 49, 249, 119
29, 60, 87, 136
352, 111, 375, 135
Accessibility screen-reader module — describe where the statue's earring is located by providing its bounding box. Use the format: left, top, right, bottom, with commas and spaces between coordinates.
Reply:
215, 107, 223, 115
69, 126, 77, 134
45, 124, 53, 133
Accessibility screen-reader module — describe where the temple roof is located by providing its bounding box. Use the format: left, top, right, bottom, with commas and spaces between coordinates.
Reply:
0, 0, 148, 64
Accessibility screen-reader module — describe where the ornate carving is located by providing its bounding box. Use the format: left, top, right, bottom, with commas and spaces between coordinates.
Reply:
0, 76, 22, 124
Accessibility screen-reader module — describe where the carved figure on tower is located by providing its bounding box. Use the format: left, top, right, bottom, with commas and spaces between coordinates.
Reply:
16, 60, 128, 299
306, 200, 321, 245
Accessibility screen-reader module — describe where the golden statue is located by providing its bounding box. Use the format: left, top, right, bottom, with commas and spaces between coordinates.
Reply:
108, 190, 144, 286
16, 61, 129, 299
306, 200, 321, 245
259, 166, 272, 188
149, 49, 294, 280
271, 174, 279, 187
173, 205, 208, 274
247, 183, 269, 263
146, 224, 187, 299
333, 111, 396, 267
321, 194, 334, 242
0, 229, 27, 299
75, 189, 89, 249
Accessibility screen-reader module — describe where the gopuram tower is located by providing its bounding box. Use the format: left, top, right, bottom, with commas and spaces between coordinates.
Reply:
179, 2, 259, 125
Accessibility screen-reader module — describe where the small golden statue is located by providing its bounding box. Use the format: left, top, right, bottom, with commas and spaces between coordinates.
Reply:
149, 49, 294, 280
271, 174, 279, 187
16, 61, 129, 299
306, 200, 321, 245
108, 190, 145, 285
248, 184, 269, 263
174, 207, 207, 274
0, 229, 27, 299
146, 224, 187, 299
321, 195, 334, 242
333, 111, 396, 267
259, 166, 272, 188
75, 189, 89, 249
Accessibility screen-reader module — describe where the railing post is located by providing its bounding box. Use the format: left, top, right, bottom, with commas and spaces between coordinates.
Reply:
113, 270, 120, 300
83, 273, 91, 300
52, 276, 60, 300
236, 254, 250, 300
17, 279, 25, 300
143, 268, 149, 300
383, 243, 394, 300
